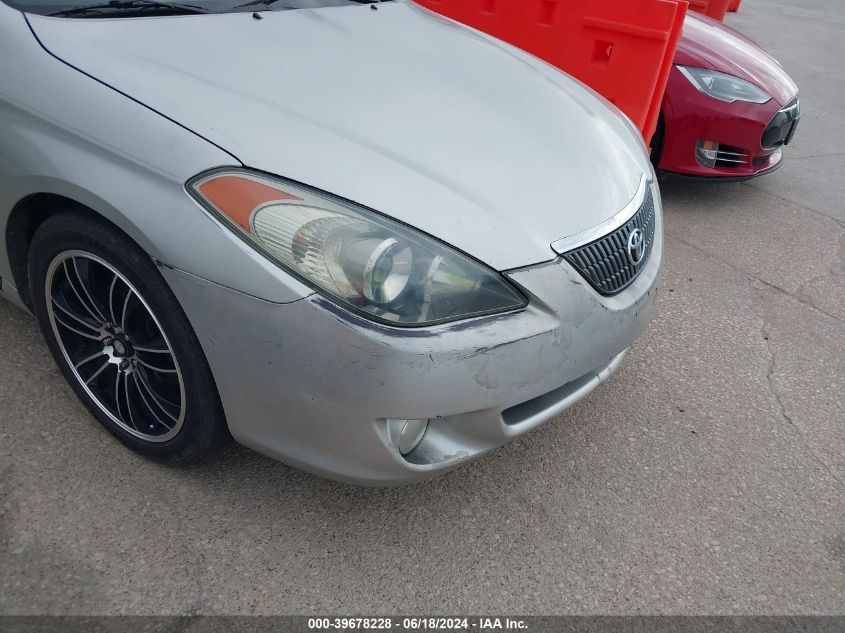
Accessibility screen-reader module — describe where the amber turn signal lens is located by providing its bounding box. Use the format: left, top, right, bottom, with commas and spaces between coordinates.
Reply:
195, 173, 302, 232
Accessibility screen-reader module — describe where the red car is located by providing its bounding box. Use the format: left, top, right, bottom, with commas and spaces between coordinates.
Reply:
653, 11, 800, 181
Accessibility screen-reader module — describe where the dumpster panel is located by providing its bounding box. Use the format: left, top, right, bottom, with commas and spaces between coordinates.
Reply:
414, 0, 688, 145
688, 0, 732, 20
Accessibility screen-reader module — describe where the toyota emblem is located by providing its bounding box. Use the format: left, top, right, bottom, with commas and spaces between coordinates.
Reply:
627, 228, 646, 266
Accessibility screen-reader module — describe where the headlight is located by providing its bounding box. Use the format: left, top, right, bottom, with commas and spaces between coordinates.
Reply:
188, 170, 527, 327
677, 66, 771, 104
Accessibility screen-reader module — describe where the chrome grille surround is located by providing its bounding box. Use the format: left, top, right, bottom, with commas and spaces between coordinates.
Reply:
555, 179, 656, 296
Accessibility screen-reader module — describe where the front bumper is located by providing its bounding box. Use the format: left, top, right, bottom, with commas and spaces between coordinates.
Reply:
659, 67, 798, 180
161, 185, 663, 485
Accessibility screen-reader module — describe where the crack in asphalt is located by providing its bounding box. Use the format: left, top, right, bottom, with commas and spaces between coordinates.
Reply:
741, 181, 845, 231
794, 267, 845, 318
793, 233, 845, 317
665, 231, 845, 490
753, 284, 844, 490
668, 231, 845, 327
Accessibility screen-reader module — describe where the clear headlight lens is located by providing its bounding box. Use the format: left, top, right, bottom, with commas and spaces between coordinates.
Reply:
677, 66, 771, 104
188, 170, 526, 327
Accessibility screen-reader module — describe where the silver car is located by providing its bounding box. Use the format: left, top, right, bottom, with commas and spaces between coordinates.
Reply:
0, 0, 662, 485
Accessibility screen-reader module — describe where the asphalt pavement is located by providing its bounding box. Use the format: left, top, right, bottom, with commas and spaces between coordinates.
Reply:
1, 0, 843, 616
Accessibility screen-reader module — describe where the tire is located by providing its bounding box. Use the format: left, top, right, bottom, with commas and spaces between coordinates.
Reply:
650, 110, 666, 168
28, 210, 231, 465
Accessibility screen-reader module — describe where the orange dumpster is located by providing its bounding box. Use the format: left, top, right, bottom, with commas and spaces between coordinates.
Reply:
413, 0, 688, 146
688, 0, 732, 20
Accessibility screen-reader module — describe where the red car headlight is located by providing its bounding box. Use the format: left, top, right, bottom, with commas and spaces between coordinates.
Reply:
677, 65, 771, 104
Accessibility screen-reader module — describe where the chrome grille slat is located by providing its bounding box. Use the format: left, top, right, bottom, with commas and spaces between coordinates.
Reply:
714, 143, 750, 169
563, 187, 656, 296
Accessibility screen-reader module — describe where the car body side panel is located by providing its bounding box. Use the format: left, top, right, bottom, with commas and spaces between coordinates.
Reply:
0, 3, 314, 304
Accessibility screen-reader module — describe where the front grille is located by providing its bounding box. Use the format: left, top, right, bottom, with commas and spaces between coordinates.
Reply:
563, 187, 656, 296
762, 96, 800, 150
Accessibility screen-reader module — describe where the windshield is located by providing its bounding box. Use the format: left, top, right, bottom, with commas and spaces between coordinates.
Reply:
3, 0, 385, 17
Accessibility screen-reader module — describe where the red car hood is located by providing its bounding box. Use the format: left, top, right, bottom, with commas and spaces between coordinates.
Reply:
676, 12, 797, 106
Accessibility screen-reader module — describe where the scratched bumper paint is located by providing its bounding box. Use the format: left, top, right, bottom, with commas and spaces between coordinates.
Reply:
161, 185, 663, 485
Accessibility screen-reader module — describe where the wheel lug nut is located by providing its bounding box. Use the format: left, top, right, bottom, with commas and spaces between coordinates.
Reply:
119, 359, 130, 369
103, 337, 114, 345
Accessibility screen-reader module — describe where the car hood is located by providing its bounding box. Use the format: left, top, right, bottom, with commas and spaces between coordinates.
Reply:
28, 2, 651, 271
677, 12, 797, 106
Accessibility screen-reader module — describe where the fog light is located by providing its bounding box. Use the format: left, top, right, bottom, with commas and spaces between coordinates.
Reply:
386, 418, 429, 456
696, 140, 719, 168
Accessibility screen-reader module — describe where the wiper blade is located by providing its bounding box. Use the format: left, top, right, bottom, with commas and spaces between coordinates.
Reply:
226, 0, 388, 13
226, 0, 294, 11
49, 0, 209, 17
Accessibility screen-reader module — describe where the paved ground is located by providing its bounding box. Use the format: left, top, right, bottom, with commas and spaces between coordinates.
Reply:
1, 0, 843, 616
